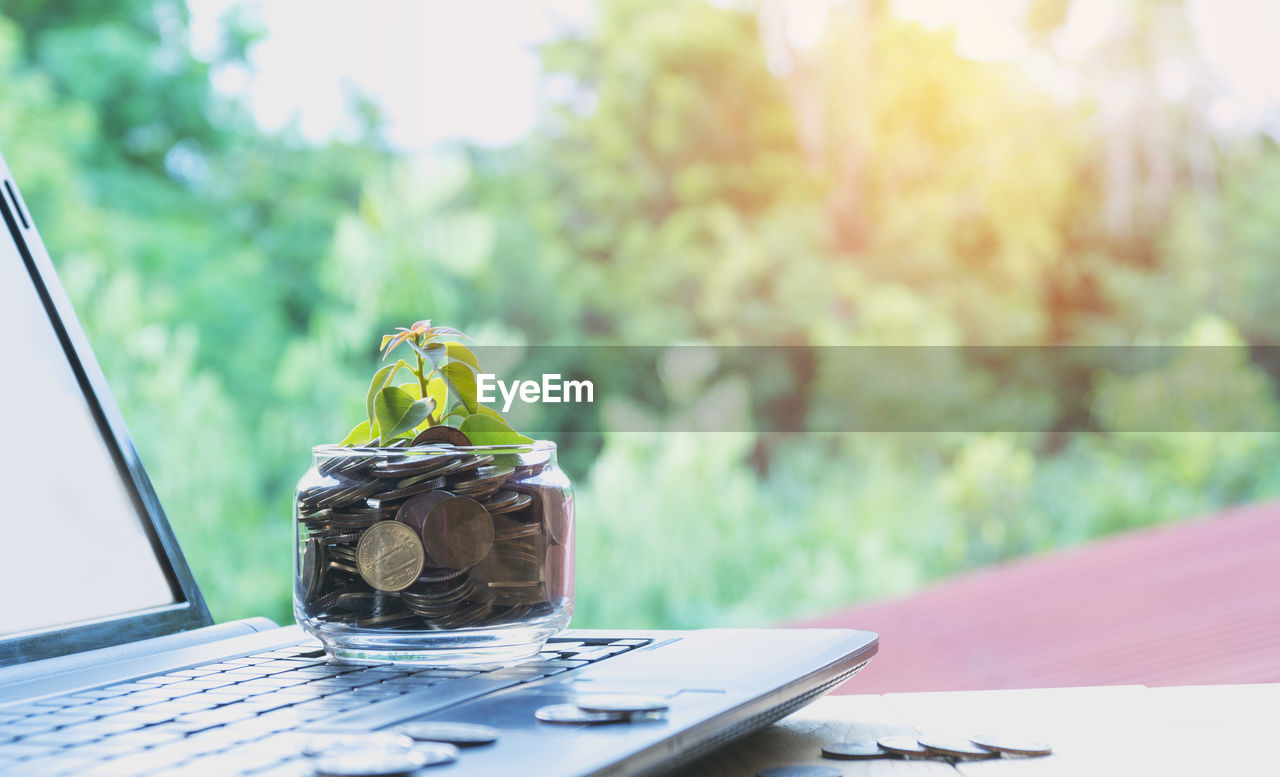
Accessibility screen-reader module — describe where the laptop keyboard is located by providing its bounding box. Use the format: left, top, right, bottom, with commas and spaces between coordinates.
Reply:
0, 636, 649, 777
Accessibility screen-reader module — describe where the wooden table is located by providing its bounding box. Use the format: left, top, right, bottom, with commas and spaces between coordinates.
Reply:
681, 684, 1278, 776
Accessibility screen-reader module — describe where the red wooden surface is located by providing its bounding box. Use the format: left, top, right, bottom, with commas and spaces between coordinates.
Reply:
795, 499, 1280, 694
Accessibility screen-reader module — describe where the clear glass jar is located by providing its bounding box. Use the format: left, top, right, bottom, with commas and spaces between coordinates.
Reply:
294, 441, 573, 664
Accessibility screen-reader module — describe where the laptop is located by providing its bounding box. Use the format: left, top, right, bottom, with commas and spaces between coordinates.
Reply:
0, 147, 877, 777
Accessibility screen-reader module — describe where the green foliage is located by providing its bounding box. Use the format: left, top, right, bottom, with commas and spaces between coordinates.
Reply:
341, 320, 530, 446
6, 0, 1280, 633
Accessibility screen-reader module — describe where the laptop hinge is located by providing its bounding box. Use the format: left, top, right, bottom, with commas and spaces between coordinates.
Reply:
0, 618, 293, 703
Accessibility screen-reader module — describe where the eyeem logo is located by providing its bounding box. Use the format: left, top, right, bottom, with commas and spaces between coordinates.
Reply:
476, 374, 595, 413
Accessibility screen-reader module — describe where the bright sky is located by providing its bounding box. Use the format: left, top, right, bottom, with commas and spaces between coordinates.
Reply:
187, 0, 1280, 150
187, 0, 593, 148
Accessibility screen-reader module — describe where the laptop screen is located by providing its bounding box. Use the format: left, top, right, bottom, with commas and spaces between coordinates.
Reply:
0, 223, 178, 638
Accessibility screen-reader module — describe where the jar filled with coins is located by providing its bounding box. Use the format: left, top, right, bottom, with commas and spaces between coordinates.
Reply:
293, 440, 573, 663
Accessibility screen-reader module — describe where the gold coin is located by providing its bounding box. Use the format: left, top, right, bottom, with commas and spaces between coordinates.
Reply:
423, 496, 494, 570
356, 521, 425, 592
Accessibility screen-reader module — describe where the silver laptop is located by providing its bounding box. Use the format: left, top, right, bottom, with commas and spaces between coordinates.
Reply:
0, 148, 877, 777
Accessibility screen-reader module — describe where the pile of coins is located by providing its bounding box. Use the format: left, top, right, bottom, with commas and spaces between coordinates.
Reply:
756, 734, 1052, 777
818, 733, 1053, 762
295, 432, 571, 632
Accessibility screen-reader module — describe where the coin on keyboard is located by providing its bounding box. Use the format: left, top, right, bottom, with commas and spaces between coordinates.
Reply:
356, 520, 425, 592
575, 694, 669, 715
535, 703, 631, 725
969, 733, 1053, 757
309, 747, 435, 777
756, 767, 841, 777
395, 721, 500, 746
876, 735, 934, 758
916, 737, 1000, 760
821, 741, 892, 760
301, 732, 415, 758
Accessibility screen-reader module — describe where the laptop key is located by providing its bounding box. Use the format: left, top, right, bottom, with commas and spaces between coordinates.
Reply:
30, 697, 80, 709
31, 709, 103, 727
109, 727, 187, 748
137, 698, 224, 717
78, 746, 196, 776
166, 706, 255, 734
2, 721, 62, 741
0, 741, 62, 760
101, 682, 156, 694
285, 665, 360, 679
104, 709, 183, 728
77, 697, 143, 713
26, 717, 142, 744
162, 667, 224, 679
19, 755, 100, 777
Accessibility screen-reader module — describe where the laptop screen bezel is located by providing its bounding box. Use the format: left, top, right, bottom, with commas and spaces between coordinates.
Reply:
0, 157, 213, 666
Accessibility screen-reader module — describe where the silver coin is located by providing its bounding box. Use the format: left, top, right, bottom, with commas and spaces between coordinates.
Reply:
311, 748, 433, 777
301, 732, 414, 758
970, 733, 1053, 757
876, 735, 932, 757
575, 694, 669, 714
820, 741, 892, 760
756, 767, 841, 777
534, 703, 630, 725
916, 737, 1000, 760
396, 721, 500, 746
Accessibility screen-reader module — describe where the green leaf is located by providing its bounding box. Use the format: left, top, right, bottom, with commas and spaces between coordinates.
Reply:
473, 405, 510, 422
446, 342, 479, 370
398, 381, 421, 399
426, 378, 449, 419
428, 326, 468, 340
366, 360, 407, 429
374, 386, 436, 441
339, 420, 374, 446
459, 413, 533, 445
409, 339, 446, 367
440, 361, 478, 414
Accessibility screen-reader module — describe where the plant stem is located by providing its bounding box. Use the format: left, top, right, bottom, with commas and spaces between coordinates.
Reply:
415, 338, 436, 425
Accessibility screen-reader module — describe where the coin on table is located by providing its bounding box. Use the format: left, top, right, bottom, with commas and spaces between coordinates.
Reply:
311, 746, 450, 777
395, 721, 500, 746
876, 736, 934, 758
412, 425, 473, 447
756, 767, 841, 777
534, 703, 631, 725
916, 737, 1000, 760
969, 734, 1053, 757
356, 521, 426, 592
821, 741, 892, 760
422, 495, 494, 569
575, 694, 669, 715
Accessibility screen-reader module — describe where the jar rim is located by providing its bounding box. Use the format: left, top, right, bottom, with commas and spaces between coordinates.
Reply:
312, 439, 556, 457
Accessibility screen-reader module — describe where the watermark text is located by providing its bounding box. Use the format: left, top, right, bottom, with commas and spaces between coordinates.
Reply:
476, 373, 594, 413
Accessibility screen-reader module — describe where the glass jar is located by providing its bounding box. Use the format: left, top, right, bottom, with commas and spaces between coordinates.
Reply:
294, 441, 573, 664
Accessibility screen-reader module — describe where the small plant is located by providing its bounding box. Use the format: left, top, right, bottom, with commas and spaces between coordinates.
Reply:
339, 319, 531, 446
